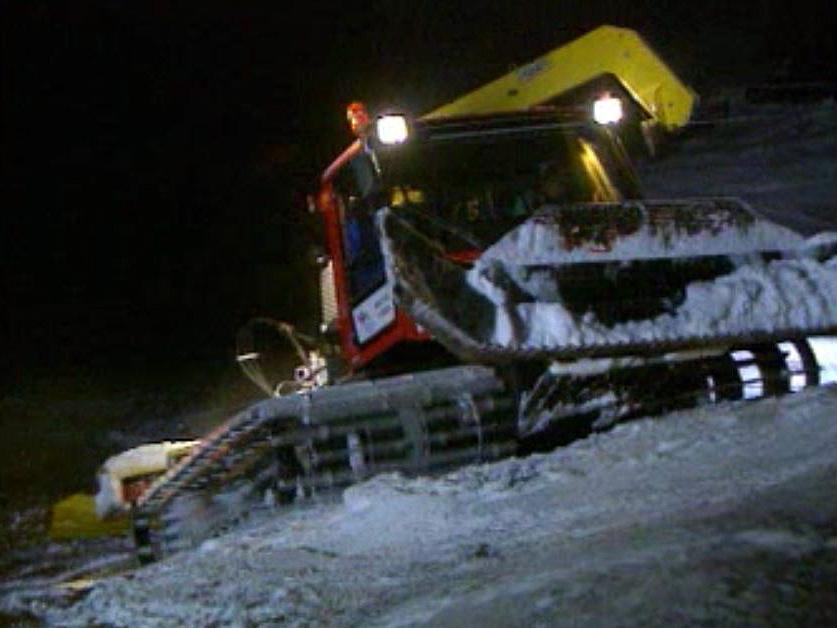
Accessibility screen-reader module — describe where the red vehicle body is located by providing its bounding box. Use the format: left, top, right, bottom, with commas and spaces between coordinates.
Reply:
316, 150, 430, 372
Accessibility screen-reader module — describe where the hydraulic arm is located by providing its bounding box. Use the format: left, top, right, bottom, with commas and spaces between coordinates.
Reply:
423, 25, 697, 132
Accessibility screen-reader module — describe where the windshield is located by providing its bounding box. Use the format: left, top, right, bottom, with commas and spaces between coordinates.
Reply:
374, 123, 610, 248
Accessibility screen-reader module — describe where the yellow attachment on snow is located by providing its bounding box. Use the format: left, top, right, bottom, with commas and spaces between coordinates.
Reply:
95, 440, 200, 518
49, 493, 129, 540
423, 25, 696, 132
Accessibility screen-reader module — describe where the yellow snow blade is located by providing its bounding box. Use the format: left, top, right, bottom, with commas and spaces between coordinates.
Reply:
49, 493, 129, 540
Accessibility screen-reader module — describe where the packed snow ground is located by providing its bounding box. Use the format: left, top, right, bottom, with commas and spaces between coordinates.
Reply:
20, 384, 837, 626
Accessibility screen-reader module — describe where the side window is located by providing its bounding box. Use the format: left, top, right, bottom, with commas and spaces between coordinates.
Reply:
334, 152, 386, 304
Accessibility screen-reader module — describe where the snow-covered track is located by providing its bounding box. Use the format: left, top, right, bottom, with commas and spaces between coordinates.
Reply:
132, 366, 515, 562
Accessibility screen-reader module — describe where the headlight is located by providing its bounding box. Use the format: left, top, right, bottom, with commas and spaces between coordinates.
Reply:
376, 114, 409, 144
593, 95, 623, 125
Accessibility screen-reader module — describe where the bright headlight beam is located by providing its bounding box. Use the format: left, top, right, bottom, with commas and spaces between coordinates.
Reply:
593, 96, 623, 125
376, 115, 409, 144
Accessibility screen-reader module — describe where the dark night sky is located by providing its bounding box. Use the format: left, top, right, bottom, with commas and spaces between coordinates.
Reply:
1, 0, 833, 376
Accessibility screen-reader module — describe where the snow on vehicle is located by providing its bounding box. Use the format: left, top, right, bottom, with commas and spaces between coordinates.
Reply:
94, 26, 837, 564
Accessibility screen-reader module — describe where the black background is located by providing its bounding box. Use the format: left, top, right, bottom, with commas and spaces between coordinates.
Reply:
2, 0, 833, 378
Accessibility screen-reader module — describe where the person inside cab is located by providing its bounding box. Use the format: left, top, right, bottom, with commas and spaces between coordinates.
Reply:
538, 161, 568, 204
